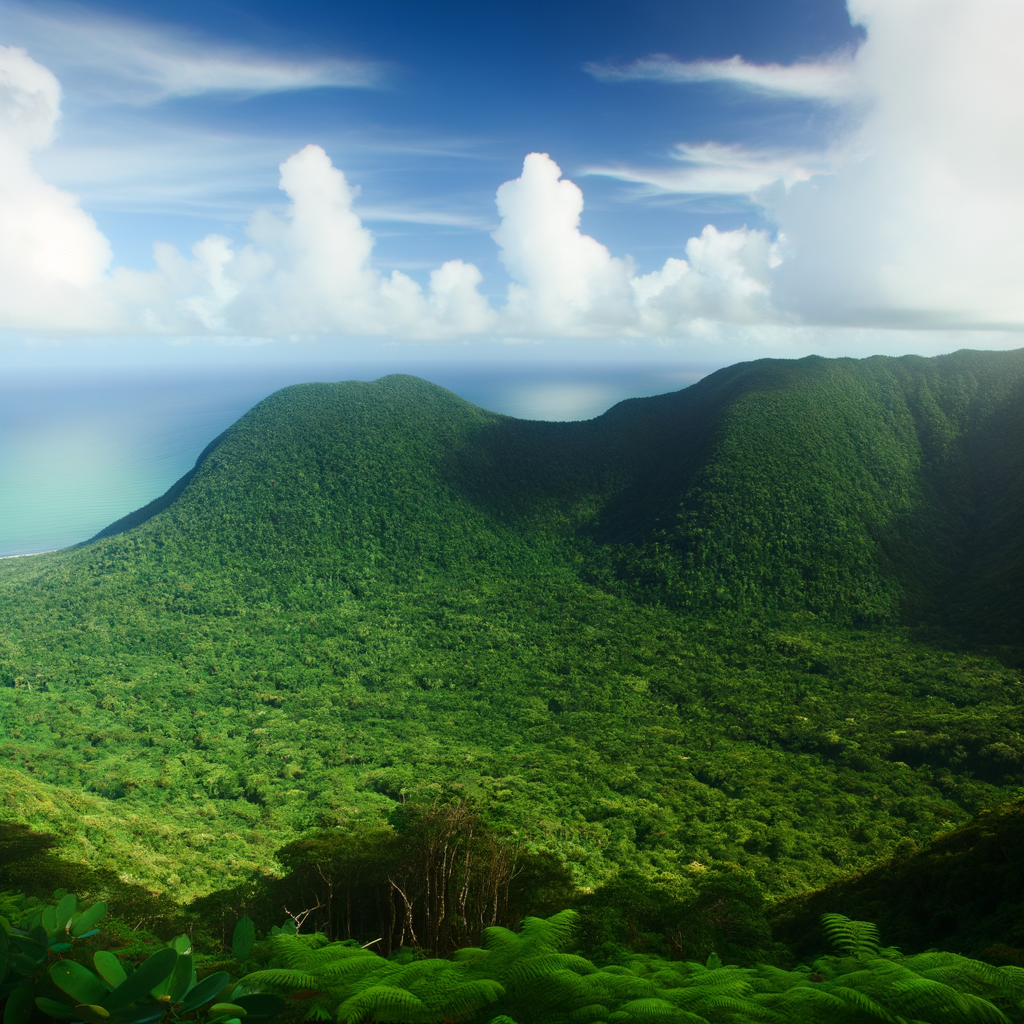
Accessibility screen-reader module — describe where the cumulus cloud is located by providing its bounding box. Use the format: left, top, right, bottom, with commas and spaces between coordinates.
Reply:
0, 45, 114, 331
0, 42, 782, 343
132, 151, 775, 340
493, 153, 636, 334
492, 153, 781, 336
126, 145, 497, 339
767, 0, 1024, 328
585, 53, 857, 102
591, 0, 1024, 332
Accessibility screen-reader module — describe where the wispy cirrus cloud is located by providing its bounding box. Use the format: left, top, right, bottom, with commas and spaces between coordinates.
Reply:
1, 3, 384, 104
585, 52, 858, 102
585, 142, 831, 197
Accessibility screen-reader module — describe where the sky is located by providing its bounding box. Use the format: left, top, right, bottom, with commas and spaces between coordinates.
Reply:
2, 0, 1023, 371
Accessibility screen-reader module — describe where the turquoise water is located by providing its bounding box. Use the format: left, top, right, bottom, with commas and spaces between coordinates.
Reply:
0, 363, 706, 558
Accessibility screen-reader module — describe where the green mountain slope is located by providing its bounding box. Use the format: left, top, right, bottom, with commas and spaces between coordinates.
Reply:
0, 351, 1021, 901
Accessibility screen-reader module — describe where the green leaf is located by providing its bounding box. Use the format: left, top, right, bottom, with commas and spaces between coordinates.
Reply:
103, 948, 178, 1012
231, 918, 255, 962
167, 936, 191, 956
9, 952, 44, 975
177, 972, 230, 1014
210, 1005, 246, 1015
74, 1005, 110, 1024
8, 935, 45, 957
108, 1011, 165, 1024
168, 954, 194, 1003
34, 997, 76, 1020
55, 895, 77, 933
71, 903, 107, 938
50, 960, 109, 1005
41, 907, 57, 934
94, 952, 127, 990
4, 985, 34, 1024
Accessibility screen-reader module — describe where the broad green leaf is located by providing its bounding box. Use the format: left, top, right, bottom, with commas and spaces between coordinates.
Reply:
74, 1004, 111, 1024
94, 951, 127, 989
210, 1004, 246, 1015
113, 1011, 166, 1024
177, 971, 230, 1013
41, 907, 57, 933
5, 985, 34, 1024
9, 935, 45, 956
71, 903, 107, 938
103, 948, 177, 1012
231, 918, 255, 962
168, 953, 194, 1003
50, 960, 108, 1005
10, 952, 44, 974
55, 894, 77, 933
34, 997, 76, 1020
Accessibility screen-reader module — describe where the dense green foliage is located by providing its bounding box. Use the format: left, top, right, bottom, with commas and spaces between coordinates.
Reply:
240, 910, 1024, 1024
7, 878, 1024, 1024
0, 888, 283, 1024
0, 349, 1021, 928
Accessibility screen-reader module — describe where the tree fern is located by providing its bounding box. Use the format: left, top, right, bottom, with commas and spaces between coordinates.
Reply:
820, 913, 881, 960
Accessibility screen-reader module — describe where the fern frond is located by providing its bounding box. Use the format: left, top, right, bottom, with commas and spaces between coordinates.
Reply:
507, 953, 596, 985
609, 997, 710, 1023
451, 946, 487, 964
893, 979, 1009, 1024
516, 911, 579, 954
767, 985, 857, 1023
337, 985, 431, 1024
240, 969, 320, 992
826, 982, 900, 1022
318, 957, 392, 987
569, 1003, 611, 1021
821, 913, 881, 960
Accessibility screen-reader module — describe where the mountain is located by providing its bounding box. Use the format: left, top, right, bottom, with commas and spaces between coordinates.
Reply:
0, 349, 1021, 904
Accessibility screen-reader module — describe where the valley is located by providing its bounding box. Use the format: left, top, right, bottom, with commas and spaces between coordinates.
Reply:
0, 349, 1022, 951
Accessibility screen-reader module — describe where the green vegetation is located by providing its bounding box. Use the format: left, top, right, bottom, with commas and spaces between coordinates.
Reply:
0, 349, 1023, 991
5, 879, 1024, 1024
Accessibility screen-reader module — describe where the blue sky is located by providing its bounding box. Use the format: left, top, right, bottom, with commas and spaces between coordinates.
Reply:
1, 0, 1022, 367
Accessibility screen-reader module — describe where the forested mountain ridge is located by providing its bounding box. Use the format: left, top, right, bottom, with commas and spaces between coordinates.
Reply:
85, 347, 1024, 635
0, 349, 1021, 907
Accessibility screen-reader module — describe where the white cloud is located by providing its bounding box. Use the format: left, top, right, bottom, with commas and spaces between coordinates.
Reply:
588, 0, 1024, 332
585, 52, 857, 102
767, 0, 1024, 328
11, 1, 1024, 348
490, 153, 782, 337
0, 45, 114, 331
586, 142, 828, 197
2, 5, 382, 104
634, 225, 783, 332
492, 153, 636, 335
121, 145, 497, 339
